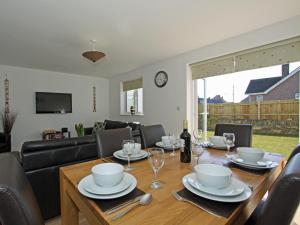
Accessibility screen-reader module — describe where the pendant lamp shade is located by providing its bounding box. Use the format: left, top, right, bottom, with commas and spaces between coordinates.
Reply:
82, 40, 105, 63
82, 51, 105, 62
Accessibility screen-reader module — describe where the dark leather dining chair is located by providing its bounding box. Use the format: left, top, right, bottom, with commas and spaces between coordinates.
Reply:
95, 127, 132, 158
287, 144, 300, 163
140, 124, 166, 149
0, 153, 44, 225
245, 153, 300, 225
214, 123, 252, 147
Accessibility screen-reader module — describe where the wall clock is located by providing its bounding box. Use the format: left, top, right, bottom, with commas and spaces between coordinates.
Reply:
154, 71, 168, 88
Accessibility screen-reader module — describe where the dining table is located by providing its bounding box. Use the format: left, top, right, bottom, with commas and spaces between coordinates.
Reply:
60, 148, 284, 225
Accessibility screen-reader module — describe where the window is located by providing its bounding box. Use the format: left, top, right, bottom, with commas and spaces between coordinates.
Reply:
295, 93, 300, 100
121, 78, 143, 115
256, 95, 263, 102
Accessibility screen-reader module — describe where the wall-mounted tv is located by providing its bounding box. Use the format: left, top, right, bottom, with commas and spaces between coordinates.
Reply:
36, 92, 72, 114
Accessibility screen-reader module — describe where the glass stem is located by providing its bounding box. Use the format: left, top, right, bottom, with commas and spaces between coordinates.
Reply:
154, 169, 158, 183
127, 156, 131, 168
173, 145, 175, 155
227, 145, 230, 154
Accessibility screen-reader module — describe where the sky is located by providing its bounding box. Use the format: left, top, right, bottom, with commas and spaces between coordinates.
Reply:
197, 62, 300, 102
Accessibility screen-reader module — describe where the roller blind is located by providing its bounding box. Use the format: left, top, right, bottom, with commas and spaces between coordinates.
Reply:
122, 78, 143, 91
191, 36, 300, 80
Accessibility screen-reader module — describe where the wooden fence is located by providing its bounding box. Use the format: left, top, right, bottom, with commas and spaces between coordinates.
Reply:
199, 99, 299, 121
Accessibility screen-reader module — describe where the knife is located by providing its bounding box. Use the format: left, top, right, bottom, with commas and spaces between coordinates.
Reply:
105, 195, 143, 215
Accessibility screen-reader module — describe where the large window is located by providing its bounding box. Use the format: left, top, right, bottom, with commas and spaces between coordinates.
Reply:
125, 88, 143, 113
190, 36, 300, 156
121, 78, 143, 115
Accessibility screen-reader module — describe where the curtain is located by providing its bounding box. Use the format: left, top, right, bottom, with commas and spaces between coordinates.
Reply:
122, 78, 143, 91
191, 36, 300, 80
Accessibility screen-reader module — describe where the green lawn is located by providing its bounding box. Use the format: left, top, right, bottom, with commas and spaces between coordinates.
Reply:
206, 131, 299, 158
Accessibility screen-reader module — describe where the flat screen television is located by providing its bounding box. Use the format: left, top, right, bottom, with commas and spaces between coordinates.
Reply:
36, 92, 72, 114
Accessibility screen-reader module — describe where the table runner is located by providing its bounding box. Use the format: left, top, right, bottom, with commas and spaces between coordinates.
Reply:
177, 188, 241, 218
93, 188, 145, 212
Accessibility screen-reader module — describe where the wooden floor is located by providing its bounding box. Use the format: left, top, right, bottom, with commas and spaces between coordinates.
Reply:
46, 206, 300, 225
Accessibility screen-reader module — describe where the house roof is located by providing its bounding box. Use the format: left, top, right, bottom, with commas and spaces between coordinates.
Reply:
245, 77, 282, 94
245, 66, 300, 95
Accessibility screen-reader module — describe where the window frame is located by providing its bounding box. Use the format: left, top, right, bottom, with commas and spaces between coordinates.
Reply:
120, 85, 144, 116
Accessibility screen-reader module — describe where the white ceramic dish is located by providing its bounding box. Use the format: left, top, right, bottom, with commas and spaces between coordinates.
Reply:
91, 163, 124, 187
209, 136, 226, 146
78, 172, 137, 199
227, 154, 278, 170
182, 174, 251, 203
113, 150, 148, 161
187, 173, 244, 197
237, 147, 265, 163
115, 149, 146, 158
194, 164, 232, 189
155, 142, 181, 150
83, 174, 131, 195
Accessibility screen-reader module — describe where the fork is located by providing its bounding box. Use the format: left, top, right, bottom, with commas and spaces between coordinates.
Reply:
171, 191, 220, 218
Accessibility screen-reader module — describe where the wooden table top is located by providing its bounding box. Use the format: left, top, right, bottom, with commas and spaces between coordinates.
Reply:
60, 149, 283, 225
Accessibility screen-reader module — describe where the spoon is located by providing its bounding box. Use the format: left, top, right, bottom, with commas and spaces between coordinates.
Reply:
111, 193, 152, 221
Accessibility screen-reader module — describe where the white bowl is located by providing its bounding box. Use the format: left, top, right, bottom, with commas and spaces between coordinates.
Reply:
194, 164, 232, 189
91, 163, 124, 187
134, 143, 141, 154
237, 147, 265, 163
209, 136, 226, 146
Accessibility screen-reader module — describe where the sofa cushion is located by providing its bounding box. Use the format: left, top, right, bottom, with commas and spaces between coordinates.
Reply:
104, 120, 128, 129
21, 135, 95, 153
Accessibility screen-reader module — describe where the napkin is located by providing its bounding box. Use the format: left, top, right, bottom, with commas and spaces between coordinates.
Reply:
93, 188, 145, 212
177, 188, 240, 218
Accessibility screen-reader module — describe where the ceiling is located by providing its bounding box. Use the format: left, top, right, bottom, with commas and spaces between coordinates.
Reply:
0, 0, 300, 78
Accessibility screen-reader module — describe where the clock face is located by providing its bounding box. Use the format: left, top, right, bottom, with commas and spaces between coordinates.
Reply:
154, 71, 168, 87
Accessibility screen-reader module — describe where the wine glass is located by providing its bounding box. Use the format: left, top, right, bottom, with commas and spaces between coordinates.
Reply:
223, 133, 235, 155
148, 148, 165, 189
191, 145, 204, 165
169, 134, 176, 157
123, 140, 135, 171
193, 129, 203, 145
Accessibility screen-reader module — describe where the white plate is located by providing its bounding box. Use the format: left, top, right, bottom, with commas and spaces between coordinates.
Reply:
114, 150, 147, 159
113, 150, 148, 161
155, 142, 181, 150
208, 143, 234, 150
83, 174, 131, 195
187, 173, 244, 197
78, 172, 137, 199
227, 154, 278, 170
182, 173, 251, 203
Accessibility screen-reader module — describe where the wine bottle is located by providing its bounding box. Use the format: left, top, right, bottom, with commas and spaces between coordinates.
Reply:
180, 120, 191, 163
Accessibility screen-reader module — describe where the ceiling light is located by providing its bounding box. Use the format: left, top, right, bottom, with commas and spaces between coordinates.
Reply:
82, 40, 105, 63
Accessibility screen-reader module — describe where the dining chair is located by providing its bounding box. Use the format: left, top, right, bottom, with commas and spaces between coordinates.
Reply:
245, 153, 300, 225
214, 123, 252, 147
95, 127, 132, 158
287, 144, 300, 163
140, 124, 166, 149
0, 153, 44, 225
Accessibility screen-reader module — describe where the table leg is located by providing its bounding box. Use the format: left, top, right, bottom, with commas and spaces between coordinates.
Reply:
60, 171, 79, 225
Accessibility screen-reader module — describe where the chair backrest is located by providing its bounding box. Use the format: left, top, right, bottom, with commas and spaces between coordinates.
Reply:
140, 124, 166, 149
255, 153, 300, 225
95, 128, 132, 158
287, 144, 300, 163
214, 123, 252, 147
0, 153, 44, 225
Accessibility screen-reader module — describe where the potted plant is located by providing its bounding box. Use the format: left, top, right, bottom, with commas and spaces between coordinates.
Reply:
0, 111, 17, 152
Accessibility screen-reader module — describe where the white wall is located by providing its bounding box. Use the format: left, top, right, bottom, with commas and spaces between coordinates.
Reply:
109, 16, 300, 134
0, 65, 109, 151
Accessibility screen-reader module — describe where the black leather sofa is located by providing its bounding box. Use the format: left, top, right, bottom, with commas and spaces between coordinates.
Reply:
84, 119, 141, 142
21, 135, 98, 220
